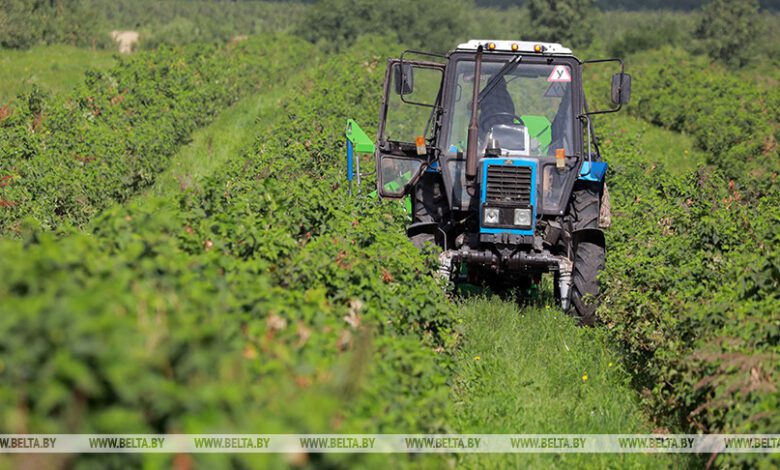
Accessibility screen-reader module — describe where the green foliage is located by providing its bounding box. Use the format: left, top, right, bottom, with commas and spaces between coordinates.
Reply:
297, 0, 470, 52
695, 0, 761, 68
579, 32, 779, 467
477, 0, 780, 10
600, 155, 779, 467
0, 0, 103, 49
596, 68, 779, 466
1, 9, 779, 469
0, 0, 306, 50
527, 0, 596, 48
0, 35, 314, 236
2, 0, 779, 68
90, 0, 308, 50
626, 48, 780, 192
467, 6, 532, 42
602, 12, 697, 57
589, 38, 780, 466
0, 37, 456, 468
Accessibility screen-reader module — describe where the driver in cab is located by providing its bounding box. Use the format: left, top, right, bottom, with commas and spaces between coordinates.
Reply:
478, 75, 521, 136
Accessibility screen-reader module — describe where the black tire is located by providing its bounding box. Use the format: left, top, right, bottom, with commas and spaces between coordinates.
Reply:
568, 237, 605, 326
413, 172, 449, 226
409, 172, 448, 250
567, 181, 605, 326
570, 181, 601, 231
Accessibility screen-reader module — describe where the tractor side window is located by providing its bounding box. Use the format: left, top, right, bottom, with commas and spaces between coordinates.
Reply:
383, 64, 442, 144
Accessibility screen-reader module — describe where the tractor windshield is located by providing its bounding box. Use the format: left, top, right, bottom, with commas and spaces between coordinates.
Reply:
446, 59, 575, 158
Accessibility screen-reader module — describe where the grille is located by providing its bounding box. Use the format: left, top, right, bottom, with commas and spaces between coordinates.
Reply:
485, 165, 533, 204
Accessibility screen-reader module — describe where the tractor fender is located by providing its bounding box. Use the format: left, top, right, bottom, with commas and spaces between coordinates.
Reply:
407, 221, 440, 250
578, 161, 608, 182
406, 221, 439, 238
571, 227, 605, 248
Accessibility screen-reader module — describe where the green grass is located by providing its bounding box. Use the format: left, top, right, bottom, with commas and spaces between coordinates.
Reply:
448, 295, 692, 469
438, 114, 710, 468
0, 44, 115, 104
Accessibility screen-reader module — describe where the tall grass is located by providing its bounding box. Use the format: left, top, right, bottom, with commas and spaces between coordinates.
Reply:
451, 296, 691, 468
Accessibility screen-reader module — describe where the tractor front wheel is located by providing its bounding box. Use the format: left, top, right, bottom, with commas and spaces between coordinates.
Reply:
568, 236, 605, 326
566, 181, 606, 326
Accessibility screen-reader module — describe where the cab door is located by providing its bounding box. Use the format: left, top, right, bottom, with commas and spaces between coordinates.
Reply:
376, 58, 444, 198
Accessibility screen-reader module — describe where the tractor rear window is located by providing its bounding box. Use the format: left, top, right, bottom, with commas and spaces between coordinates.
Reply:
445, 60, 575, 158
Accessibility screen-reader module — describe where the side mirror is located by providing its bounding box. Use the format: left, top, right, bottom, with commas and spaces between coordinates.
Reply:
393, 63, 414, 95
611, 73, 632, 105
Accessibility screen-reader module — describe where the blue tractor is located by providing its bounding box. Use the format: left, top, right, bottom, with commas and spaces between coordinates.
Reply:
346, 39, 631, 325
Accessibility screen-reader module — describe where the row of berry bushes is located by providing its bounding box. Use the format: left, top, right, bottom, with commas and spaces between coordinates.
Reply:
576, 42, 780, 467
0, 34, 313, 237
600, 125, 780, 466
0, 37, 455, 468
626, 47, 779, 192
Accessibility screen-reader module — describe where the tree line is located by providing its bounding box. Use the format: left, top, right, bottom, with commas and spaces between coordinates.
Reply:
1, 0, 773, 68
475, 0, 780, 10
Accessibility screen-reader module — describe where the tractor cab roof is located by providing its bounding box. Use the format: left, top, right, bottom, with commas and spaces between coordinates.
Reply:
455, 39, 572, 55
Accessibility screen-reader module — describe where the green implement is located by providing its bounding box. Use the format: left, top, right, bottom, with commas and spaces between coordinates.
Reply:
345, 119, 374, 153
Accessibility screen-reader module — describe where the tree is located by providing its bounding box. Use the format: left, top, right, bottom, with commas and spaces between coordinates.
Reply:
297, 0, 470, 52
696, 0, 760, 68
526, 0, 596, 48
0, 0, 100, 49
0, 0, 47, 48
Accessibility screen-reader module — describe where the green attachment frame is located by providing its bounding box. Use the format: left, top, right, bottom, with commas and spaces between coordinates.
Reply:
346, 119, 375, 153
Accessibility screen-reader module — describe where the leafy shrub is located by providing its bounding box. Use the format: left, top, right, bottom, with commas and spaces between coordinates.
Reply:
627, 47, 780, 192
0, 0, 307, 50
605, 13, 696, 57
119, 1, 309, 50
0, 37, 455, 468
527, 0, 596, 48
598, 126, 779, 468
0, 0, 104, 49
695, 0, 761, 68
584, 42, 778, 467
0, 34, 314, 236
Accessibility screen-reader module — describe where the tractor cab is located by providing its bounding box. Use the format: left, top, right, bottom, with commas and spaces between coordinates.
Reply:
346, 40, 631, 325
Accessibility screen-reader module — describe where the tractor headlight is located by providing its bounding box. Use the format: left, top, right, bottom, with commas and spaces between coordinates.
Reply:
514, 208, 532, 227
484, 207, 500, 225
